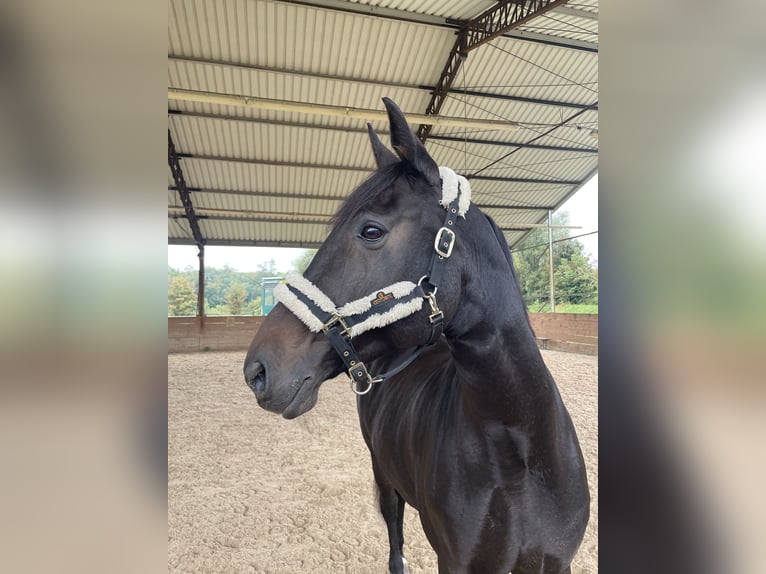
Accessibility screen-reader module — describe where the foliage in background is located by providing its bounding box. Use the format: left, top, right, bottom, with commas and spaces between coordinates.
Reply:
167, 275, 197, 316
168, 250, 316, 316
169, 222, 597, 317
225, 282, 248, 315
511, 212, 598, 313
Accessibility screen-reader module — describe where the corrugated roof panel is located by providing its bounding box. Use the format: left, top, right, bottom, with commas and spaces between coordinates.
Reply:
198, 218, 330, 246
168, 216, 194, 242
178, 158, 370, 197
171, 105, 384, 170
453, 37, 598, 107
169, 0, 455, 85
169, 59, 430, 130
168, 0, 597, 249
192, 192, 341, 219
518, 10, 598, 43
429, 140, 596, 181
344, 0, 494, 20
469, 177, 577, 206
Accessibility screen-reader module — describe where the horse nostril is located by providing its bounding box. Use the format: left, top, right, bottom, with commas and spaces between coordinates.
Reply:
244, 360, 267, 395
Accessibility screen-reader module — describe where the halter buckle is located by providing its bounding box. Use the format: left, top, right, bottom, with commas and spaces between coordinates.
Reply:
322, 314, 349, 336
434, 227, 456, 258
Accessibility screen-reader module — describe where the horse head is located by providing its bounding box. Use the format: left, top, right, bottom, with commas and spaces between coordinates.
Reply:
244, 98, 473, 418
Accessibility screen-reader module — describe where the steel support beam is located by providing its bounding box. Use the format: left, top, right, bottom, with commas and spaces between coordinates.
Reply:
170, 237, 325, 249
170, 213, 330, 226
448, 88, 597, 110
169, 185, 348, 202
170, 213, 565, 231
468, 175, 580, 185
168, 130, 205, 248
169, 55, 595, 111
197, 246, 205, 321
501, 29, 597, 52
430, 134, 597, 154
416, 0, 569, 142
168, 186, 556, 211
169, 130, 206, 320
176, 152, 371, 172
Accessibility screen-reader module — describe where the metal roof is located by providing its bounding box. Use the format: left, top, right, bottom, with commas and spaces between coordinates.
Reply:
168, 0, 598, 249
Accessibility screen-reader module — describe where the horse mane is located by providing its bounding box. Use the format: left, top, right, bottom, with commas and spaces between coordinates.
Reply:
482, 212, 535, 334
330, 162, 417, 228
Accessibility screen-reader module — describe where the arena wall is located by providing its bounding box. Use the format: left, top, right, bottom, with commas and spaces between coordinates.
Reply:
168, 316, 264, 353
168, 313, 598, 355
528, 313, 598, 355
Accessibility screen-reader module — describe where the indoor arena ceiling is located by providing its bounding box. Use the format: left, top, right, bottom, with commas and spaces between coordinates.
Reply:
168, 0, 598, 250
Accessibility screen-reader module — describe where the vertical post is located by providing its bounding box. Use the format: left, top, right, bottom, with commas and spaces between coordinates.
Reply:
548, 210, 556, 313
197, 245, 205, 326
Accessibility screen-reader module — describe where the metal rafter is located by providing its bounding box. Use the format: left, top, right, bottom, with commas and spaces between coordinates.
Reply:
171, 212, 553, 233
168, 130, 205, 248
175, 153, 580, 185
167, 186, 557, 211
416, 0, 569, 142
169, 237, 325, 249
168, 110, 597, 154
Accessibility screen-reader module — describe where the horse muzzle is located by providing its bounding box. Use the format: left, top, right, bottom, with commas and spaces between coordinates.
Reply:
243, 355, 325, 419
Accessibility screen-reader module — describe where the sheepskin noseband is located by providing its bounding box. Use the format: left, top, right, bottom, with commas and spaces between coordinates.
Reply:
274, 272, 425, 339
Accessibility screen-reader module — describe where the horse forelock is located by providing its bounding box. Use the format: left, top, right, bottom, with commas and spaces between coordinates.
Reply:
330, 162, 438, 229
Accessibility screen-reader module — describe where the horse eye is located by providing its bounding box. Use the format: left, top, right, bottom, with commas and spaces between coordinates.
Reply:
360, 225, 385, 242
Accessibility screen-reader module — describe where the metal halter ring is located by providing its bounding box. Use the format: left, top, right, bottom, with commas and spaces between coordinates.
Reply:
418, 275, 437, 296
349, 362, 377, 395
350, 378, 372, 395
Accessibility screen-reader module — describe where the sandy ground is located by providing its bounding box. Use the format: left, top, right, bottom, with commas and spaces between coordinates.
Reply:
169, 350, 597, 573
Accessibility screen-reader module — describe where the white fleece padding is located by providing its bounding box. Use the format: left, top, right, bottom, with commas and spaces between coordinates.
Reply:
275, 275, 425, 338
283, 271, 337, 314
438, 166, 472, 217
337, 281, 418, 316
346, 298, 424, 338
273, 282, 326, 333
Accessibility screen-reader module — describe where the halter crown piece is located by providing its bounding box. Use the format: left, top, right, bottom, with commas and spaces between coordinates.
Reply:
274, 166, 471, 395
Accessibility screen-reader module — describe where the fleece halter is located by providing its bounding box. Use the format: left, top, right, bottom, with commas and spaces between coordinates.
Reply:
274, 166, 471, 395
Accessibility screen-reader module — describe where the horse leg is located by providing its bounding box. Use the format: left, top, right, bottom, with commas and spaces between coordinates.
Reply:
377, 483, 408, 574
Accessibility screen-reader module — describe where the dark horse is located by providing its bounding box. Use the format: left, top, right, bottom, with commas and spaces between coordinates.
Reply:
244, 98, 589, 574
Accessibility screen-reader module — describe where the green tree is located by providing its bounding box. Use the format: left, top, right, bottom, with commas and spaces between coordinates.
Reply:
511, 212, 597, 309
554, 251, 598, 304
246, 297, 262, 316
225, 282, 247, 315
168, 275, 197, 316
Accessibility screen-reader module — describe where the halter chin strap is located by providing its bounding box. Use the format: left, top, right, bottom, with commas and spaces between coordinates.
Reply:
274, 166, 471, 395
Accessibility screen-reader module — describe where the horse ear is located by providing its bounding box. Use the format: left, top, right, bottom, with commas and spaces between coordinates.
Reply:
381, 97, 441, 190
367, 123, 398, 169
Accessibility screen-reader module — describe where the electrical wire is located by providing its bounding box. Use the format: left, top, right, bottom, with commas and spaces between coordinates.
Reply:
487, 42, 598, 94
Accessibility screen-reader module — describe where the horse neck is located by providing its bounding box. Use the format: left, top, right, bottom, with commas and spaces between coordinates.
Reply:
445, 216, 558, 423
